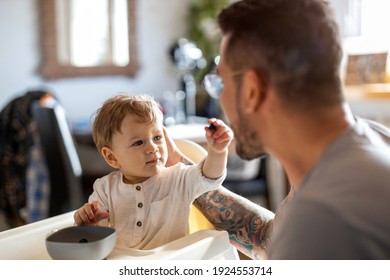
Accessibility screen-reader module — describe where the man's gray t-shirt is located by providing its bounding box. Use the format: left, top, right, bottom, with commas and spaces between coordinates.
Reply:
270, 118, 390, 259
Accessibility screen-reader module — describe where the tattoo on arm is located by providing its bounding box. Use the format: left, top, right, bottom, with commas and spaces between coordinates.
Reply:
194, 187, 275, 259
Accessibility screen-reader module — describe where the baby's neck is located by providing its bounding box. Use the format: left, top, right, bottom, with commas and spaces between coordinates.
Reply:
122, 175, 151, 185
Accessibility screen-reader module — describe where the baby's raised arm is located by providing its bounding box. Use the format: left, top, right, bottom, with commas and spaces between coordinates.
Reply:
74, 201, 110, 226
202, 118, 233, 179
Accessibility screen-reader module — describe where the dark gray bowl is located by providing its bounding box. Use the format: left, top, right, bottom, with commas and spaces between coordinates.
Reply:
45, 226, 116, 260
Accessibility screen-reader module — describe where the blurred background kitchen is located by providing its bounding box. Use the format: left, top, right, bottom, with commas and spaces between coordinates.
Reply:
1, 0, 390, 231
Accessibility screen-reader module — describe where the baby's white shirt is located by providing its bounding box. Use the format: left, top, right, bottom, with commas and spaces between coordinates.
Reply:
89, 162, 225, 249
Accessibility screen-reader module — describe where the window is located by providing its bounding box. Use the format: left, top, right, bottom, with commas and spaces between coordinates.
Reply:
39, 0, 138, 79
341, 0, 390, 54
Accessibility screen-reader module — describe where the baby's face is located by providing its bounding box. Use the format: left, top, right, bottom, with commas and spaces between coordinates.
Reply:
110, 114, 168, 184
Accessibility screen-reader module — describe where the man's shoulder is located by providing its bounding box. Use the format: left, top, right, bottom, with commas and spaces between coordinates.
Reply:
353, 118, 390, 149
313, 118, 390, 182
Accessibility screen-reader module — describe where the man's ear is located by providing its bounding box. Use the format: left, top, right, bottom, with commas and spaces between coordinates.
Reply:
241, 69, 267, 113
101, 147, 120, 169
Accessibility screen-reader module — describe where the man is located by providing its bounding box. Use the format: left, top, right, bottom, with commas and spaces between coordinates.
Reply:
190, 0, 390, 259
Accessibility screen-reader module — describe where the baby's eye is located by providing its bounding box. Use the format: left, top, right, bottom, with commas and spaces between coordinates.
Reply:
132, 140, 143, 146
154, 135, 163, 141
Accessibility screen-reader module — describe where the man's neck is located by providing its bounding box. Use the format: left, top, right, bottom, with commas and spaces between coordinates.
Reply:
271, 103, 354, 190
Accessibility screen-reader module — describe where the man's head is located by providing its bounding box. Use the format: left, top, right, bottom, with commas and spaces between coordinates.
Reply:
218, 0, 343, 109
216, 0, 344, 159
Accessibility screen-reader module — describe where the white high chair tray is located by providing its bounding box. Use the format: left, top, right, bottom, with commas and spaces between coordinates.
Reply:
0, 211, 238, 260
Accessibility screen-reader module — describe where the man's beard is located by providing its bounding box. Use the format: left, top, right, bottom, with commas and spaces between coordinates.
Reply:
232, 112, 268, 161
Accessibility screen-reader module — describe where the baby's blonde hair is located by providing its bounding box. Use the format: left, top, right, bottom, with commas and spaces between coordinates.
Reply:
92, 94, 163, 153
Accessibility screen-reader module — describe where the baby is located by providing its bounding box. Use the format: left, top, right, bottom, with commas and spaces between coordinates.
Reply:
73, 94, 233, 249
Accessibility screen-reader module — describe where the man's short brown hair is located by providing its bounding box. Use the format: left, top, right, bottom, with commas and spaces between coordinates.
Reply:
218, 0, 344, 110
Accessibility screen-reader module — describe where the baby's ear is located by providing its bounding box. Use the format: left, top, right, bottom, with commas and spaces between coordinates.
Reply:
101, 147, 120, 169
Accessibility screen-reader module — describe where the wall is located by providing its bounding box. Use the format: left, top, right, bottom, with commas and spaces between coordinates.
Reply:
0, 0, 191, 123
331, 0, 390, 123
1, 0, 389, 125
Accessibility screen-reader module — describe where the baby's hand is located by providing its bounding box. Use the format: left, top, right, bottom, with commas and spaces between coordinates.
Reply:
74, 201, 110, 226
205, 118, 233, 154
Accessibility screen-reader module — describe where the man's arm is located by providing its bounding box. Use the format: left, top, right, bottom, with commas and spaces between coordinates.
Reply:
194, 187, 275, 259
164, 125, 275, 259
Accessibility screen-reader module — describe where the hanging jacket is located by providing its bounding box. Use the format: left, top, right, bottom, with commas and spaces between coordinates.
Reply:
0, 90, 48, 227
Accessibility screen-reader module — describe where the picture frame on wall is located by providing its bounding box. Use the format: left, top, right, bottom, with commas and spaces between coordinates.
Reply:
345, 52, 388, 85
